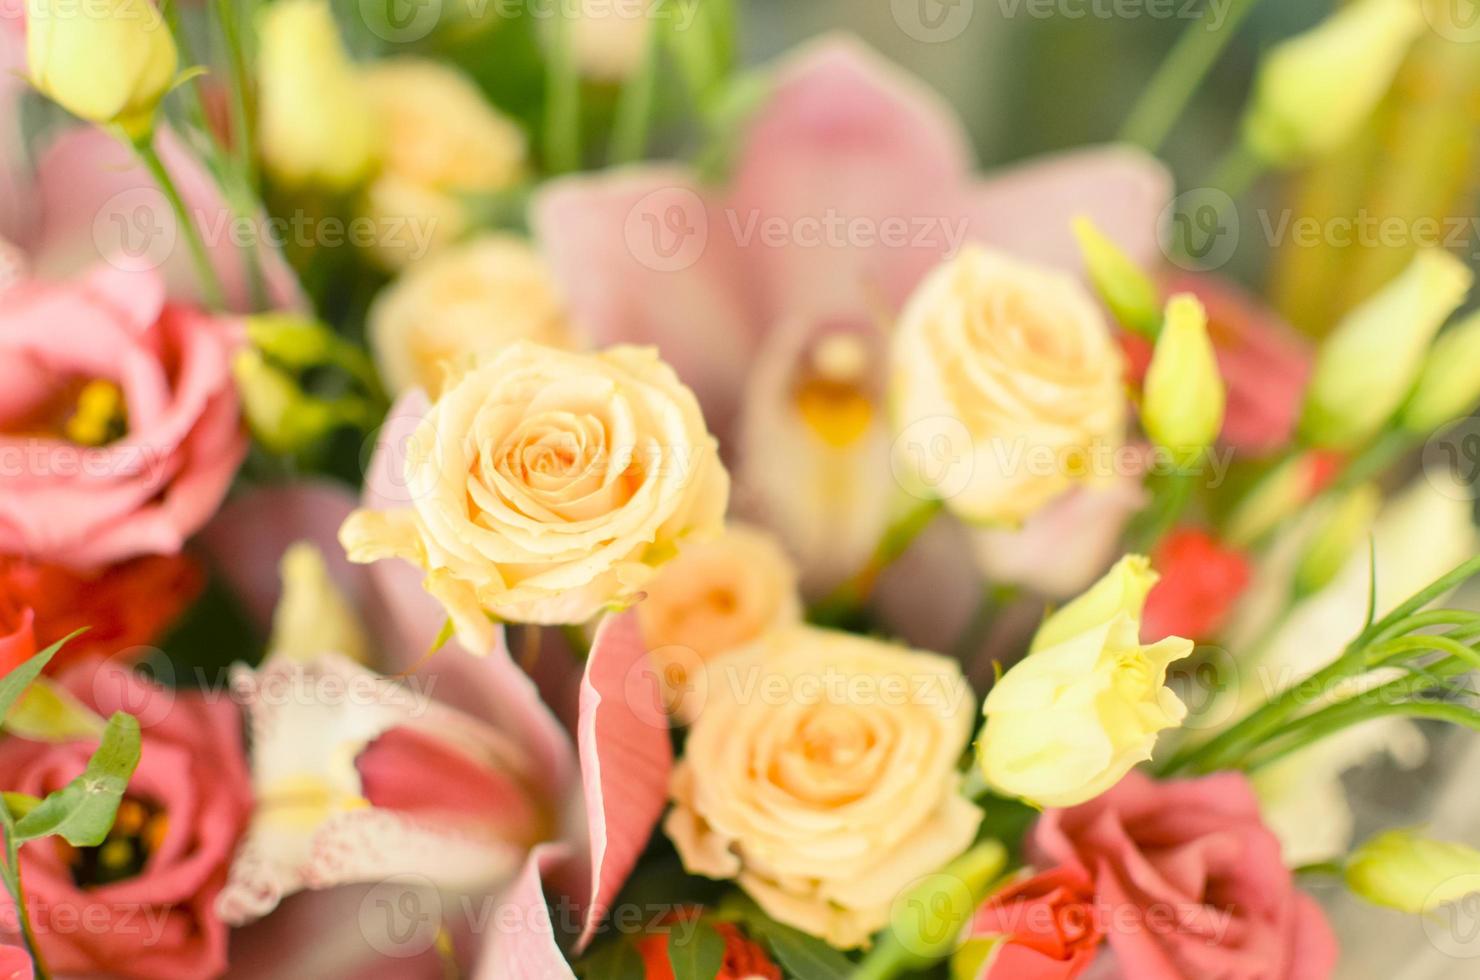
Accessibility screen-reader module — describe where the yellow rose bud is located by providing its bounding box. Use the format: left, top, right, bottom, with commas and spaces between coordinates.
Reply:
1301, 249, 1472, 450
269, 543, 371, 665
257, 0, 377, 191
1293, 483, 1381, 599
1072, 216, 1160, 338
980, 555, 1193, 808
25, 0, 178, 139
569, 0, 656, 81
1142, 294, 1225, 467
367, 235, 576, 397
1242, 0, 1424, 166
1401, 309, 1480, 434
1346, 829, 1480, 914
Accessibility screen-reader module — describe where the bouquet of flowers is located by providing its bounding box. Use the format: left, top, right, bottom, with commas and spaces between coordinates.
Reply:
3, 0, 1480, 977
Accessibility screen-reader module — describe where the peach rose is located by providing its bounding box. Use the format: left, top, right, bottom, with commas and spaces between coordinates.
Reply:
367, 234, 576, 398
340, 342, 728, 652
636, 523, 802, 721
666, 626, 981, 948
891, 247, 1126, 526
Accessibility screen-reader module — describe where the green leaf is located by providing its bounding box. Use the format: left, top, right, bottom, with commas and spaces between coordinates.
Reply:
4, 678, 108, 742
1, 792, 40, 821
667, 919, 725, 980
577, 939, 645, 980
749, 919, 854, 980
0, 629, 87, 720
13, 712, 142, 845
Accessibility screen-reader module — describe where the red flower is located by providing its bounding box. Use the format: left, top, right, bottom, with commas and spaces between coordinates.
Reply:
1141, 529, 1251, 642
0, 554, 202, 672
963, 867, 1103, 980
632, 910, 782, 980
1031, 771, 1337, 980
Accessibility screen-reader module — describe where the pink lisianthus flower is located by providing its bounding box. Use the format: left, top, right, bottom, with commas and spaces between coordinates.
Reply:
1031, 771, 1337, 980
959, 867, 1104, 980
0, 660, 252, 980
0, 264, 246, 567
534, 34, 1170, 599
0, 944, 29, 980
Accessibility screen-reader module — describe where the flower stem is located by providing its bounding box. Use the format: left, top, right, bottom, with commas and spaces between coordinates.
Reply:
132, 134, 226, 309
0, 807, 49, 980
1119, 0, 1266, 152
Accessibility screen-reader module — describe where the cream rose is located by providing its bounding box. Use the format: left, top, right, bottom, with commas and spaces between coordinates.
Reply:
890, 246, 1126, 526
368, 234, 577, 397
636, 523, 802, 721
359, 58, 527, 269
978, 556, 1194, 808
339, 342, 728, 652
666, 626, 982, 948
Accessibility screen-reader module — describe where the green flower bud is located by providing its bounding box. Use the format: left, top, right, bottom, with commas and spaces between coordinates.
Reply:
855, 840, 1008, 980
1293, 483, 1381, 599
1072, 216, 1160, 338
1242, 0, 1424, 166
1400, 309, 1480, 434
232, 349, 365, 456
1347, 829, 1480, 914
1142, 294, 1225, 466
1301, 249, 1472, 450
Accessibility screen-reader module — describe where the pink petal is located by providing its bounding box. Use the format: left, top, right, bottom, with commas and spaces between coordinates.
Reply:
573, 611, 673, 951
197, 480, 369, 628
31, 126, 304, 313
726, 34, 976, 314
473, 845, 578, 980
531, 168, 755, 432
966, 145, 1172, 276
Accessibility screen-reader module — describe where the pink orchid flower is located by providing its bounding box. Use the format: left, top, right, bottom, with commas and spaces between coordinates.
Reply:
533, 34, 1171, 602
0, 7, 300, 312
201, 400, 673, 978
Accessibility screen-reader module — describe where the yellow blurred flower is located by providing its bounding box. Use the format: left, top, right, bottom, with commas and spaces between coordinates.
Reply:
360, 58, 527, 270
666, 626, 981, 949
269, 543, 370, 665
26, 0, 177, 138
340, 342, 728, 652
367, 234, 577, 398
979, 555, 1193, 807
569, 0, 655, 80
257, 0, 377, 191
891, 246, 1126, 526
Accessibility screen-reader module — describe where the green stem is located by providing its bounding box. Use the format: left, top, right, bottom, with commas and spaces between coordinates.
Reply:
1, 805, 48, 980
542, 6, 582, 174
1119, 0, 1265, 152
608, 0, 663, 164
132, 135, 226, 309
1247, 699, 1480, 774
214, 0, 258, 186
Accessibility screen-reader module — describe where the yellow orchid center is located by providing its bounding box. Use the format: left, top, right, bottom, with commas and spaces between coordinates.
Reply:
794, 333, 875, 448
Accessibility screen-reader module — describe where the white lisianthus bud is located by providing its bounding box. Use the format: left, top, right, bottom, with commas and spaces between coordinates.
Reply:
1142, 294, 1225, 466
1346, 830, 1480, 915
1243, 0, 1424, 166
1400, 309, 1480, 434
1301, 249, 1472, 450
